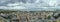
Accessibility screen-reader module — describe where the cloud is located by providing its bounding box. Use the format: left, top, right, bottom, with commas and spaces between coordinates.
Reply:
0, 0, 60, 11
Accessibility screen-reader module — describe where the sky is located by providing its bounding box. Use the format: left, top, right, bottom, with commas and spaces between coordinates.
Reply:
0, 0, 60, 11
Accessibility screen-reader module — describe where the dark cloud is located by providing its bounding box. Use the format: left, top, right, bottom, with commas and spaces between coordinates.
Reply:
0, 0, 21, 6
0, 0, 37, 6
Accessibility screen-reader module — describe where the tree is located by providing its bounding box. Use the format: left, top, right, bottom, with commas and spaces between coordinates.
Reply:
47, 16, 51, 19
0, 14, 17, 22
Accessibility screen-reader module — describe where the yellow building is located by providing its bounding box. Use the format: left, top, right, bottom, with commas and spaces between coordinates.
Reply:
0, 17, 3, 22
57, 19, 60, 22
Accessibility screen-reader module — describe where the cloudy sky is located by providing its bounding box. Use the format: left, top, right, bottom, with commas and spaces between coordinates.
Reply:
0, 0, 60, 11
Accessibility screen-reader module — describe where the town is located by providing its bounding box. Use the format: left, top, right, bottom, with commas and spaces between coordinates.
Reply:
0, 10, 60, 22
